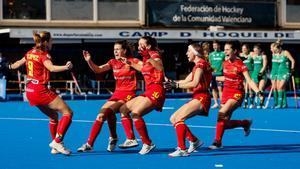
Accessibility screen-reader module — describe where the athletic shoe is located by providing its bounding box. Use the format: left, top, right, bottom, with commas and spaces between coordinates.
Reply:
211, 103, 219, 109
49, 140, 71, 155
168, 148, 190, 157
244, 119, 253, 137
107, 137, 118, 152
275, 105, 281, 109
50, 148, 60, 154
139, 143, 156, 155
118, 139, 139, 149
187, 139, 204, 153
256, 105, 261, 109
248, 104, 254, 109
77, 143, 93, 152
208, 141, 223, 150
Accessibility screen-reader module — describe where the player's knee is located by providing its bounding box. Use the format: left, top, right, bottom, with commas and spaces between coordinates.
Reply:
96, 113, 106, 122
169, 115, 176, 125
119, 105, 129, 116
217, 112, 227, 122
51, 112, 59, 121
131, 113, 141, 119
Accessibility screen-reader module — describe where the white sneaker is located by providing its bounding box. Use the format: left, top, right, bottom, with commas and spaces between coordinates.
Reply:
77, 143, 93, 152
249, 104, 254, 109
139, 143, 156, 155
188, 139, 204, 153
244, 119, 253, 137
50, 148, 60, 154
49, 140, 71, 155
211, 103, 219, 109
118, 139, 139, 149
169, 148, 190, 157
107, 137, 118, 152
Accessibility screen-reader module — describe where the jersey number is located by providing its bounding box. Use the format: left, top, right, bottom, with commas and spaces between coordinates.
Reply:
28, 61, 34, 76
152, 92, 160, 99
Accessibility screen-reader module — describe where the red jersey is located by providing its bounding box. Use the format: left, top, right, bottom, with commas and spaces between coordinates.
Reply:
141, 50, 164, 88
25, 48, 51, 85
192, 59, 212, 95
223, 58, 248, 90
108, 57, 137, 91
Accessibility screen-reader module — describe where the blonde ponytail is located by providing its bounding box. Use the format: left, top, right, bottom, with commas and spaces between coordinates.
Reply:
32, 30, 51, 51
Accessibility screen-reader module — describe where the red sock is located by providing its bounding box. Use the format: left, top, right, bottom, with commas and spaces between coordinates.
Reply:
49, 119, 58, 140
215, 120, 226, 143
87, 120, 104, 146
55, 115, 72, 143
225, 120, 248, 129
185, 126, 197, 142
134, 118, 151, 145
174, 122, 187, 150
121, 117, 135, 139
107, 112, 117, 139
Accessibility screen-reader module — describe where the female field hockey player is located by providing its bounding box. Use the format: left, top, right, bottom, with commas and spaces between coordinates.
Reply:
251, 44, 268, 108
8, 31, 73, 155
239, 44, 254, 108
77, 40, 139, 152
269, 42, 279, 108
208, 41, 263, 149
118, 36, 165, 155
164, 43, 212, 157
273, 41, 295, 108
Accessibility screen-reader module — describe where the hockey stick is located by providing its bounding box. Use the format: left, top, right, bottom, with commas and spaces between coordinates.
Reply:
70, 72, 83, 94
291, 75, 298, 109
263, 87, 273, 109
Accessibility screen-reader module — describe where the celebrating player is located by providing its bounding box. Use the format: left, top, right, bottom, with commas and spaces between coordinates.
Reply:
118, 36, 165, 155
208, 41, 263, 149
77, 40, 139, 152
8, 31, 73, 155
165, 43, 212, 157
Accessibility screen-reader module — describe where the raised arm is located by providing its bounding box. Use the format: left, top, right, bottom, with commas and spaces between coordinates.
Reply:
83, 50, 111, 73
147, 58, 164, 71
43, 60, 73, 72
9, 57, 26, 70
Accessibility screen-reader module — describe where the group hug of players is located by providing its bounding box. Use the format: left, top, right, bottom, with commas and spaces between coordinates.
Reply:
5, 31, 295, 157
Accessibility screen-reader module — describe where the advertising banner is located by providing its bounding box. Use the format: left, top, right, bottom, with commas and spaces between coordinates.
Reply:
148, 1, 276, 27
8, 28, 300, 42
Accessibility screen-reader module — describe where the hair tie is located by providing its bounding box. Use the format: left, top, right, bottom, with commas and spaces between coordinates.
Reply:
188, 45, 200, 56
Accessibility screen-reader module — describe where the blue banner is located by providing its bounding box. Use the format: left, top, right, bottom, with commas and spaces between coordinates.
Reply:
148, 1, 276, 27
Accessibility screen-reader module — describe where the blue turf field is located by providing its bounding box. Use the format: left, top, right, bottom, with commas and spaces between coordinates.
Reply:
0, 98, 300, 169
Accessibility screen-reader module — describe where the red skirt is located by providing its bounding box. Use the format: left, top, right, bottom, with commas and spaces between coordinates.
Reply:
108, 90, 136, 102
192, 92, 211, 116
26, 83, 58, 106
140, 84, 165, 112
221, 87, 244, 106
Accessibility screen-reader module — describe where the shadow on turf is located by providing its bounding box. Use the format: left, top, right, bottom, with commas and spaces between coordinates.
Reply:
67, 144, 300, 156
69, 148, 178, 156
192, 144, 300, 156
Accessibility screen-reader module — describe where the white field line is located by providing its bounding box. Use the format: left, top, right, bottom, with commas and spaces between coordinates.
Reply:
0, 117, 299, 133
